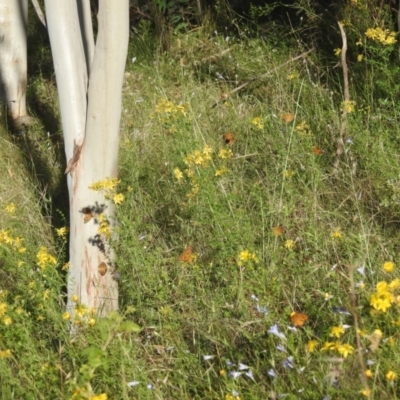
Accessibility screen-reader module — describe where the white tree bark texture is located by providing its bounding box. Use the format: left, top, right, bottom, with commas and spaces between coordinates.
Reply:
45, 0, 129, 314
0, 0, 28, 120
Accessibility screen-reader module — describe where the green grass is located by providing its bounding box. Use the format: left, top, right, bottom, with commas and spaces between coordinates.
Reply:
1, 19, 400, 400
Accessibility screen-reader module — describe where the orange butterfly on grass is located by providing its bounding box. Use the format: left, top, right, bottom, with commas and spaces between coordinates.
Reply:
280, 113, 295, 123
272, 226, 285, 236
312, 146, 324, 155
223, 132, 235, 145
179, 246, 193, 262
290, 312, 308, 327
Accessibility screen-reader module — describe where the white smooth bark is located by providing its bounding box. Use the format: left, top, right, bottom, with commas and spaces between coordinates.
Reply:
45, 0, 129, 315
67, 0, 129, 313
44, 0, 88, 166
0, 0, 28, 119
76, 0, 94, 75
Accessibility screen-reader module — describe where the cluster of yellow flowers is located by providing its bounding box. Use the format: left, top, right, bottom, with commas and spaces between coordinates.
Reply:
237, 249, 259, 267
173, 144, 233, 199
0, 229, 26, 253
36, 246, 57, 271
295, 120, 313, 137
62, 295, 97, 327
154, 98, 189, 132
89, 177, 125, 205
155, 98, 188, 116
365, 27, 397, 45
251, 116, 264, 130
370, 279, 399, 312
341, 100, 356, 114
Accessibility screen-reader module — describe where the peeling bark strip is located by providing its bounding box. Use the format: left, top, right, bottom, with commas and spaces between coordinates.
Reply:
65, 141, 83, 175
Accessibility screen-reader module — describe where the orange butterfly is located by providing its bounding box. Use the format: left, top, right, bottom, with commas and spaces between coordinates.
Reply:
179, 246, 192, 262
312, 146, 324, 155
98, 262, 108, 276
84, 210, 93, 224
223, 132, 235, 145
290, 312, 308, 327
272, 226, 285, 236
280, 113, 295, 123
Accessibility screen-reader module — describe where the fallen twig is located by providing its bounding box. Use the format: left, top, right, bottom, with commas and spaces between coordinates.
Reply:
334, 22, 349, 173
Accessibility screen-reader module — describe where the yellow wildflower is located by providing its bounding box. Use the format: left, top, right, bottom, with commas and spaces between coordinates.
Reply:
173, 167, 184, 181
0, 349, 11, 358
365, 27, 397, 45
71, 295, 79, 303
0, 303, 7, 318
357, 54, 363, 62
337, 343, 354, 358
320, 341, 337, 351
56, 227, 68, 237
218, 149, 233, 160
251, 117, 263, 130
91, 394, 108, 400
3, 316, 12, 326
334, 48, 342, 56
36, 247, 57, 271
386, 370, 397, 381
341, 100, 356, 113
383, 261, 395, 273
237, 249, 258, 266
113, 193, 125, 205
62, 312, 71, 320
74, 303, 87, 317
370, 290, 393, 312
4, 203, 16, 214
306, 340, 319, 353
295, 121, 312, 137
215, 167, 229, 176
283, 170, 294, 178
331, 228, 342, 239
388, 278, 400, 291
329, 325, 345, 338
365, 369, 373, 378
284, 239, 295, 250
361, 388, 371, 397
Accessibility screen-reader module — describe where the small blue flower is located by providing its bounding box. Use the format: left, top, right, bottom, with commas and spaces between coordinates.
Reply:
332, 306, 350, 315
229, 371, 243, 380
238, 363, 250, 370
225, 360, 234, 367
251, 294, 259, 302
255, 304, 268, 315
268, 369, 277, 378
282, 356, 294, 369
268, 324, 286, 340
357, 266, 365, 276
245, 370, 255, 380
276, 344, 286, 352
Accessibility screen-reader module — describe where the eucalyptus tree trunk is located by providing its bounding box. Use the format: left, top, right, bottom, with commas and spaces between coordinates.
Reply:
0, 0, 28, 120
44, 0, 129, 314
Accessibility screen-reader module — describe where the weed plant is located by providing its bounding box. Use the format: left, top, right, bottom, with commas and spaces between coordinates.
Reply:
1, 3, 400, 399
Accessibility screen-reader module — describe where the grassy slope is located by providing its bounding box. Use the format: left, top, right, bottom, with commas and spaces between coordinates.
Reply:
1, 23, 400, 400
